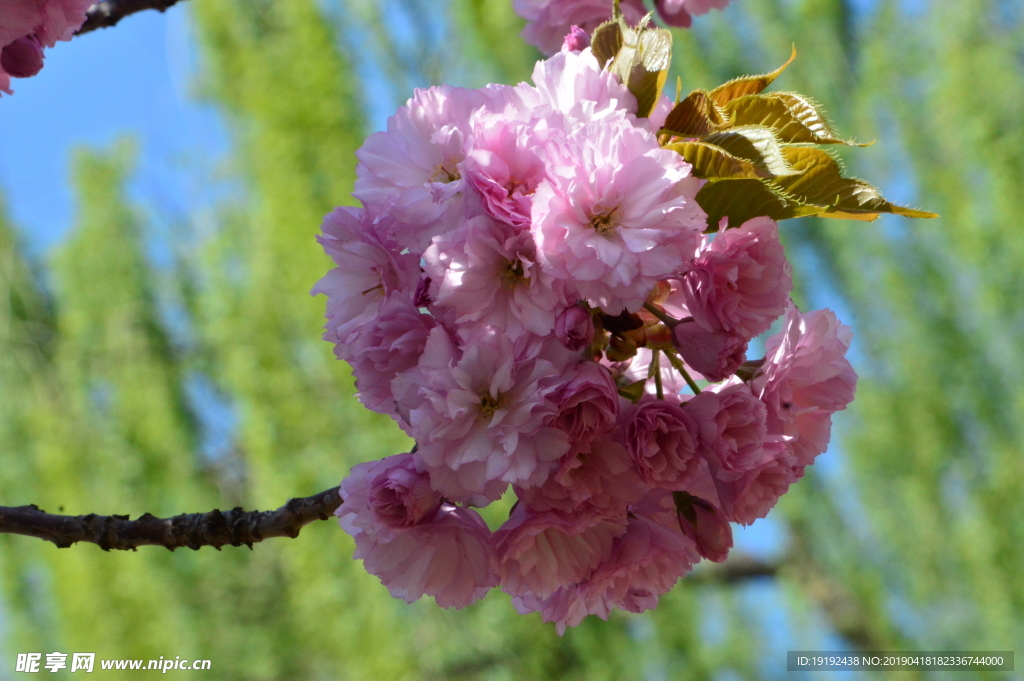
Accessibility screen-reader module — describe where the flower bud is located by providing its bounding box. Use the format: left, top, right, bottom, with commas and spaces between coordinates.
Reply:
561, 25, 590, 52
672, 321, 746, 382
674, 492, 732, 562
1, 35, 44, 79
555, 305, 594, 351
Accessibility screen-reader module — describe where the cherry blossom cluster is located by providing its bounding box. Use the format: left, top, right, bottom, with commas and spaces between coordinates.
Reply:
318, 36, 856, 632
515, 0, 733, 55
0, 0, 94, 95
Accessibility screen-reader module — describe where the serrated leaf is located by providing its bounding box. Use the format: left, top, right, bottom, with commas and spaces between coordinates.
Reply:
665, 141, 765, 179
662, 90, 727, 137
701, 126, 799, 177
708, 45, 797, 107
591, 18, 623, 69
607, 15, 673, 118
617, 379, 648, 404
696, 179, 820, 231
723, 93, 860, 145
774, 147, 938, 219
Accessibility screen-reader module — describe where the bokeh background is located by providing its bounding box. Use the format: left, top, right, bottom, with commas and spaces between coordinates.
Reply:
1, 0, 1023, 678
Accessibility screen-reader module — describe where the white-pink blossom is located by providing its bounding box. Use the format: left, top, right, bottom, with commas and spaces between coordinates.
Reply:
532, 118, 705, 314
312, 206, 420, 359
336, 453, 497, 608
396, 327, 574, 503
425, 216, 571, 339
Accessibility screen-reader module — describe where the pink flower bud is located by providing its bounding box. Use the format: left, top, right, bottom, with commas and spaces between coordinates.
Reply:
561, 25, 590, 52
672, 321, 746, 382
555, 305, 594, 351
674, 492, 732, 562
1, 35, 44, 79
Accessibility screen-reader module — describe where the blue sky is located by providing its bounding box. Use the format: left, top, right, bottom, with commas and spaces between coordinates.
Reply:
0, 4, 227, 257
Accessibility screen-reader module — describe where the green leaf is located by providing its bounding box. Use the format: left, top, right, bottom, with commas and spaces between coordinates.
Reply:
695, 179, 819, 231
723, 92, 861, 145
664, 141, 766, 179
701, 126, 799, 177
708, 45, 797, 107
662, 90, 727, 137
774, 147, 938, 219
606, 14, 673, 118
590, 18, 623, 69
617, 379, 648, 404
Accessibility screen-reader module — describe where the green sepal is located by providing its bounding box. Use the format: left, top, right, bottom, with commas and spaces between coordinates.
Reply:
617, 379, 648, 404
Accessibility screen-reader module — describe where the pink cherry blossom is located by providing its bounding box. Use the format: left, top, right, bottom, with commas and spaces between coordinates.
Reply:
514, 489, 700, 632
753, 304, 857, 465
532, 118, 705, 314
726, 445, 803, 525
493, 502, 627, 599
425, 216, 571, 339
312, 206, 420, 359
516, 435, 646, 515
525, 46, 638, 122
348, 295, 437, 417
685, 381, 768, 481
336, 453, 497, 608
353, 85, 492, 252
623, 394, 702, 490
396, 327, 574, 503
682, 217, 793, 339
672, 321, 747, 382
551, 360, 620, 452
514, 0, 646, 56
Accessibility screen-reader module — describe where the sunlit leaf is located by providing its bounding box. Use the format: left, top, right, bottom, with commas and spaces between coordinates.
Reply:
591, 18, 623, 69
662, 90, 727, 137
665, 141, 765, 179
695, 179, 819, 230
606, 14, 673, 118
708, 45, 797, 106
701, 126, 799, 177
775, 147, 938, 219
723, 92, 862, 145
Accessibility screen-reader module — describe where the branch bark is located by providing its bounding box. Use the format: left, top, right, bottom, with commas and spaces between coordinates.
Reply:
0, 487, 342, 551
77, 0, 186, 36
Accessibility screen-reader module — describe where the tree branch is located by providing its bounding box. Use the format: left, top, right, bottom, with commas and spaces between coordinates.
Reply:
76, 0, 186, 36
0, 487, 342, 551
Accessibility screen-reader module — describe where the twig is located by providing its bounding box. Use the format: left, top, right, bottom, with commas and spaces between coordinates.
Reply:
76, 0, 186, 36
0, 487, 342, 551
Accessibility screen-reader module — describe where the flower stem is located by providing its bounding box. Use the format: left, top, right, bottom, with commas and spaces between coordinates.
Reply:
643, 302, 680, 329
653, 351, 664, 400
664, 350, 702, 394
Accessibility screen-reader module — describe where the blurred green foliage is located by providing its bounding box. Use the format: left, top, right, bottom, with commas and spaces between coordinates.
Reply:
1, 0, 1022, 679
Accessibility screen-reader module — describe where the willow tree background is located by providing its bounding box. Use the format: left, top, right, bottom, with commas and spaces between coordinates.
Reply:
1, 0, 1022, 678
